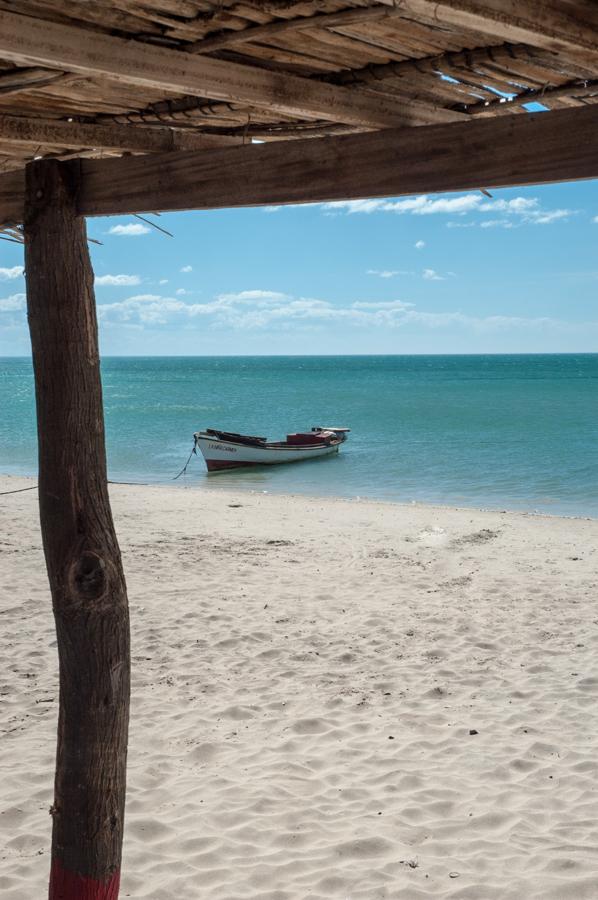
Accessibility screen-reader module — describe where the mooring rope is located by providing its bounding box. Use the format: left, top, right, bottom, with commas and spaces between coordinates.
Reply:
0, 484, 38, 496
173, 436, 198, 480
0, 480, 152, 496
1, 446, 197, 496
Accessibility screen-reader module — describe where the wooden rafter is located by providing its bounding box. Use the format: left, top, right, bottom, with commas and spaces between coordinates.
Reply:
320, 39, 598, 113
187, 4, 402, 54
0, 66, 67, 96
382, 0, 598, 65
0, 9, 460, 128
2, 104, 598, 225
0, 114, 239, 153
464, 78, 598, 115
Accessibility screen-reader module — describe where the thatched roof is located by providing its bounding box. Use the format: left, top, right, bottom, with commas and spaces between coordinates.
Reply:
1, 0, 597, 172
0, 1, 596, 229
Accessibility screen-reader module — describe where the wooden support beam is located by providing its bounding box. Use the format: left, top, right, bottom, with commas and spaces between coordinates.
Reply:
3, 105, 598, 225
0, 168, 23, 224
187, 5, 402, 54
0, 114, 239, 153
384, 0, 598, 65
0, 9, 456, 129
75, 104, 598, 215
24, 158, 130, 900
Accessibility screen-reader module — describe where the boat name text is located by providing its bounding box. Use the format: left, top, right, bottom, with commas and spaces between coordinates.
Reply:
209, 443, 236, 452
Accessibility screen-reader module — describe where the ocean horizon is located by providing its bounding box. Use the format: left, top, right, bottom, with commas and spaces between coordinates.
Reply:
2, 352, 598, 517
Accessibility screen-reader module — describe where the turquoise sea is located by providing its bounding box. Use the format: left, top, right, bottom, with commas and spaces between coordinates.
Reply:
1, 354, 597, 517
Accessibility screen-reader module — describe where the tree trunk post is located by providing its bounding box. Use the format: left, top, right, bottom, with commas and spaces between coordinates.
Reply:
24, 158, 130, 900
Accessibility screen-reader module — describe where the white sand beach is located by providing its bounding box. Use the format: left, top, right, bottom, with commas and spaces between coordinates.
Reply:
1, 475, 598, 900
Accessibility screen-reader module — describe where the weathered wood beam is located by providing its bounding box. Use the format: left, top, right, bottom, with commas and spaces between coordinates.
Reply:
0, 168, 22, 222
0, 114, 239, 153
24, 158, 130, 900
382, 0, 598, 64
2, 105, 597, 225
77, 104, 598, 214
0, 66, 66, 95
187, 5, 401, 54
465, 79, 598, 115
325, 42, 515, 88
0, 9, 455, 129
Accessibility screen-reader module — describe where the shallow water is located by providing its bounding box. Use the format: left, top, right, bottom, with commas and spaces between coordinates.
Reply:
1, 354, 597, 516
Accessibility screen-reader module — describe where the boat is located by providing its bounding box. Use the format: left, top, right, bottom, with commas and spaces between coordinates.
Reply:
194, 426, 350, 472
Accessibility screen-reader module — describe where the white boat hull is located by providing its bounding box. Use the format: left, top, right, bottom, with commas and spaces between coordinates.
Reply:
195, 434, 343, 472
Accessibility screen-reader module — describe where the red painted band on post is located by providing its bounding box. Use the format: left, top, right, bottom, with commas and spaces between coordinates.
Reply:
49, 859, 120, 900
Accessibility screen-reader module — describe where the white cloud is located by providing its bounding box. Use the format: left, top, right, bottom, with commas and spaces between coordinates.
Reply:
95, 273, 141, 286
593, 215, 598, 224
95, 288, 576, 336
481, 219, 517, 229
352, 300, 413, 310
423, 269, 444, 281
323, 199, 385, 214
176, 288, 189, 296
180, 265, 192, 273
0, 292, 25, 311
159, 279, 169, 285
324, 195, 481, 216
479, 197, 573, 225
108, 223, 150, 236
533, 210, 572, 225
263, 206, 281, 213
322, 193, 574, 227
415, 240, 425, 249
400, 310, 563, 331
367, 269, 408, 279
217, 290, 289, 303
0, 266, 24, 280
482, 197, 537, 213
405, 196, 480, 215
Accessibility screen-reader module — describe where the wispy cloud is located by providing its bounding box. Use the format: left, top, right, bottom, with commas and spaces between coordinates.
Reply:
480, 219, 516, 229
479, 198, 573, 227
0, 292, 25, 311
217, 290, 289, 303
415, 240, 425, 249
323, 193, 574, 227
108, 223, 150, 236
95, 288, 574, 335
423, 269, 444, 281
352, 300, 413, 310
367, 269, 408, 279
180, 265, 193, 273
324, 195, 481, 216
263, 206, 281, 213
0, 266, 24, 281
95, 274, 141, 286
592, 215, 598, 224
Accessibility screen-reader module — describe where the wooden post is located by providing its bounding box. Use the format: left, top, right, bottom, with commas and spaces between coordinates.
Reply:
24, 158, 130, 900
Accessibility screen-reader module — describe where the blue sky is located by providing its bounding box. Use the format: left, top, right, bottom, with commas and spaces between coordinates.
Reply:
1, 179, 597, 355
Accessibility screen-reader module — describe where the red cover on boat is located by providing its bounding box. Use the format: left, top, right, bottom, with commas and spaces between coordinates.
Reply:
286, 432, 325, 445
